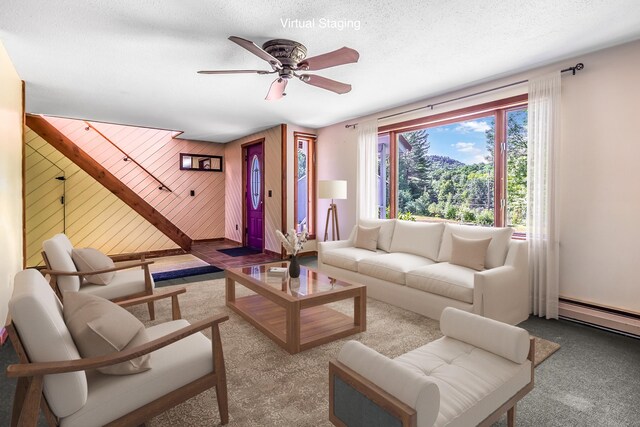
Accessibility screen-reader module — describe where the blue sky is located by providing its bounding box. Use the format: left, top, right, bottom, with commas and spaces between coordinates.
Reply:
404, 117, 494, 165
422, 116, 494, 165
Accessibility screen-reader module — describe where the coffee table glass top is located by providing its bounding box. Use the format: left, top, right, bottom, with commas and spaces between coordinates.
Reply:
237, 263, 356, 298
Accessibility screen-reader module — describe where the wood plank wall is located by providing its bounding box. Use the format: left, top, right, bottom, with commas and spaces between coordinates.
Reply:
24, 127, 178, 267
42, 116, 226, 240
224, 125, 282, 253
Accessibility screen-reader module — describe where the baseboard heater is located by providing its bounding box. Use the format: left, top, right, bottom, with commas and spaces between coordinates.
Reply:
559, 298, 640, 338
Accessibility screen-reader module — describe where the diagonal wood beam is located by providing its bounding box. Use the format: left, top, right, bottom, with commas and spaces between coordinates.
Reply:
26, 114, 192, 251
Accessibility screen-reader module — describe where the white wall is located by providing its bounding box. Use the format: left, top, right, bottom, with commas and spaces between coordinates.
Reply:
0, 41, 23, 325
317, 39, 640, 313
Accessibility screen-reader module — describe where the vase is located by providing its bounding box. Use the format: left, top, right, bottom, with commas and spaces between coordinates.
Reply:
289, 255, 300, 278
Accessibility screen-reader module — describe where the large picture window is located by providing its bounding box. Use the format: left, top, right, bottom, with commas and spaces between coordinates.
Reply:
294, 132, 317, 237
377, 95, 528, 232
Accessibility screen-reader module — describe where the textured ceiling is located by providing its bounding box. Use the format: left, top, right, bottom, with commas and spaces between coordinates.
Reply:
2, 1, 640, 142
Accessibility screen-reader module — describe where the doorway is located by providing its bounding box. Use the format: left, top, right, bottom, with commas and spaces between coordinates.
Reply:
242, 139, 264, 251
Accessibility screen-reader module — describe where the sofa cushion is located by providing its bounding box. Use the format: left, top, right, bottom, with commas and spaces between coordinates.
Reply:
450, 234, 492, 271
359, 218, 396, 252
43, 233, 82, 293
354, 225, 380, 252
438, 224, 513, 269
60, 320, 214, 427
406, 263, 475, 304
72, 247, 116, 285
358, 253, 434, 285
390, 221, 444, 261
322, 247, 386, 272
9, 269, 88, 418
63, 292, 151, 375
394, 336, 531, 427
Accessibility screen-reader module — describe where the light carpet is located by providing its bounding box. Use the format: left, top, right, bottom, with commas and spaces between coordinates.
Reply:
127, 278, 560, 427
147, 254, 209, 273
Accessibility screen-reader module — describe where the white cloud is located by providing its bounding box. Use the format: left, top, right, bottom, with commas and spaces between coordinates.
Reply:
452, 142, 477, 153
472, 154, 488, 164
455, 120, 491, 133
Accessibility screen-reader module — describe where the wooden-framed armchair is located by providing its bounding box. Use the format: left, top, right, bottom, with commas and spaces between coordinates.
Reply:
5, 269, 229, 427
41, 233, 181, 320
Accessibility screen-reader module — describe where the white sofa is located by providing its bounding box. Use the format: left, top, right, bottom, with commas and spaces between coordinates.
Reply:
318, 219, 528, 325
329, 307, 534, 427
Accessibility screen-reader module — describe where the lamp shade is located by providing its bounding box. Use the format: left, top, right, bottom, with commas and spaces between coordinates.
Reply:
318, 180, 347, 200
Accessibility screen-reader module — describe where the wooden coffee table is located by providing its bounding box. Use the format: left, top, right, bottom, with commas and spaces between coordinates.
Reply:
225, 263, 366, 354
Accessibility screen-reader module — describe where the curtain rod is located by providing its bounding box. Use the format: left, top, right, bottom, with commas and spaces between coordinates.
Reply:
345, 62, 584, 129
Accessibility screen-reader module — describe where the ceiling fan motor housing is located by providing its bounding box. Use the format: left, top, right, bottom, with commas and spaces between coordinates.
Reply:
262, 39, 307, 68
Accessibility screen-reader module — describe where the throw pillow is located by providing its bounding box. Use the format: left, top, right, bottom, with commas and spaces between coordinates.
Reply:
354, 226, 380, 252
450, 234, 492, 271
71, 248, 116, 285
63, 292, 151, 375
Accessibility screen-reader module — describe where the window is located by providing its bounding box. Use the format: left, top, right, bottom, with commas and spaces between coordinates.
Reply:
377, 95, 528, 230
294, 132, 317, 236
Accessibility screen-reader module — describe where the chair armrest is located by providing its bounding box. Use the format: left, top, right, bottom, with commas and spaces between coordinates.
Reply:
473, 264, 529, 325
116, 287, 186, 307
6, 314, 229, 378
41, 260, 154, 277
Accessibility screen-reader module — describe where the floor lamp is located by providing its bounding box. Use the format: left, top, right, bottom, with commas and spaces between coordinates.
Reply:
319, 180, 347, 241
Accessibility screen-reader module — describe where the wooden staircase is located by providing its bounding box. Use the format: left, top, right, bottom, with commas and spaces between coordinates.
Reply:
26, 114, 192, 251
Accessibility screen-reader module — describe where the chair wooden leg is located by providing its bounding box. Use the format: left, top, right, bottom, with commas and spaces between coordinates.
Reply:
17, 375, 43, 427
147, 301, 155, 321
212, 325, 228, 425
507, 404, 516, 427
11, 377, 28, 427
171, 295, 181, 320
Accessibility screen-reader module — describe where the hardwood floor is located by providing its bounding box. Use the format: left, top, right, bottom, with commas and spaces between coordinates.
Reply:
190, 240, 281, 269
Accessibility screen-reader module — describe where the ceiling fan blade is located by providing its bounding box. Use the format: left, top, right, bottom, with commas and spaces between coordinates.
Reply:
299, 74, 352, 94
197, 70, 272, 75
298, 47, 359, 71
229, 36, 282, 69
265, 78, 288, 101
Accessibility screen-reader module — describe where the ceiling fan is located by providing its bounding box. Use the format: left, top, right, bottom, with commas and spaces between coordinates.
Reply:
198, 36, 359, 100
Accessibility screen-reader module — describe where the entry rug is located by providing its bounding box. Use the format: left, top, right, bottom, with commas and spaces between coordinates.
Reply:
217, 246, 262, 257
152, 265, 223, 282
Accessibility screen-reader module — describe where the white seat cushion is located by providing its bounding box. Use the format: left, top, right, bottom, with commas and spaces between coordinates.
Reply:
358, 253, 434, 285
394, 336, 531, 427
322, 247, 386, 272
60, 320, 214, 427
80, 268, 154, 300
43, 234, 82, 292
406, 263, 475, 304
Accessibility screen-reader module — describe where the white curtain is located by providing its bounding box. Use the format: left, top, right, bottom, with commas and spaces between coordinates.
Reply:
527, 71, 561, 319
356, 119, 378, 220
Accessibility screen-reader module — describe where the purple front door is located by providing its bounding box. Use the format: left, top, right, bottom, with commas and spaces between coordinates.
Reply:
246, 143, 264, 250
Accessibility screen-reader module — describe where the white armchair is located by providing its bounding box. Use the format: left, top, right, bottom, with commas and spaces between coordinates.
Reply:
41, 233, 183, 320
5, 269, 229, 427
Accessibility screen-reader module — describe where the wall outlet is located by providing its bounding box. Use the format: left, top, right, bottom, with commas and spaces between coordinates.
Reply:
190, 190, 195, 197
235, 224, 238, 230
268, 190, 272, 197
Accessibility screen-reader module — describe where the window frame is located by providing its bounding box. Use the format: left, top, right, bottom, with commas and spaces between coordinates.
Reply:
379, 94, 528, 228
293, 132, 317, 238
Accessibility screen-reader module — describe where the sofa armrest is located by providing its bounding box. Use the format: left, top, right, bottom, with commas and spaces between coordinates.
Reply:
318, 225, 357, 264
472, 240, 529, 325
440, 307, 530, 364
336, 341, 440, 427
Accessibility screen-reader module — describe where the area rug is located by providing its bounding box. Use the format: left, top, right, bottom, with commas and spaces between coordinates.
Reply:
217, 246, 262, 257
147, 254, 222, 282
127, 279, 560, 427
152, 265, 223, 281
